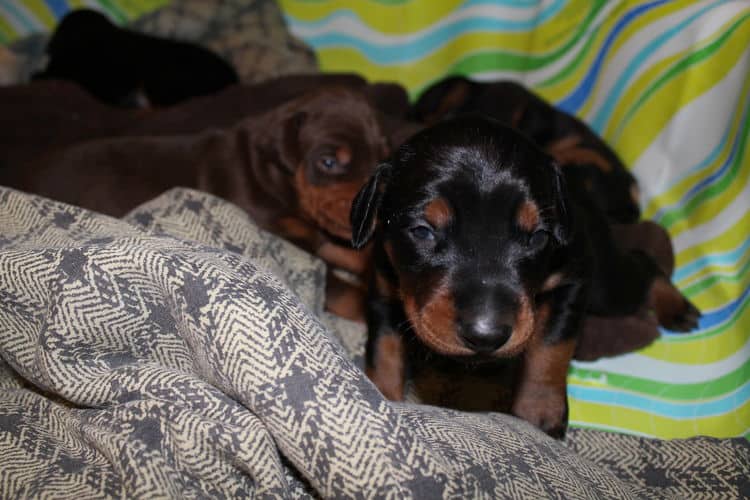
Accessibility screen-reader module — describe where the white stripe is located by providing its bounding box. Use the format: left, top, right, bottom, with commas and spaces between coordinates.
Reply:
586, 1, 744, 122
571, 333, 749, 384
672, 176, 750, 251
475, 2, 620, 88
632, 47, 750, 202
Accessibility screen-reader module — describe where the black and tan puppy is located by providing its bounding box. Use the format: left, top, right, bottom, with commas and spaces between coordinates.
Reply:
411, 76, 641, 224
350, 115, 699, 437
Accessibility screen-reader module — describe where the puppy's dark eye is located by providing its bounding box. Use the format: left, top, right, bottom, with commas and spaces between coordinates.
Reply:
315, 155, 345, 174
410, 224, 435, 241
528, 230, 550, 250
316, 155, 339, 171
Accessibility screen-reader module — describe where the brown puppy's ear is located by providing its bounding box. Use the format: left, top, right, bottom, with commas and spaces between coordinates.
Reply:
351, 163, 391, 249
277, 110, 307, 172
551, 161, 571, 245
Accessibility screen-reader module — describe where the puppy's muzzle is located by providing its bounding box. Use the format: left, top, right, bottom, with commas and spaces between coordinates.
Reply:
458, 311, 513, 353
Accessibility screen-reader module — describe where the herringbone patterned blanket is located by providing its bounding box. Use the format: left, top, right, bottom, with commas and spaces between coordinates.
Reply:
0, 187, 747, 498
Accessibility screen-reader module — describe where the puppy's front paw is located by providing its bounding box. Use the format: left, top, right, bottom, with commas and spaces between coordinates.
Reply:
649, 277, 701, 332
512, 388, 568, 439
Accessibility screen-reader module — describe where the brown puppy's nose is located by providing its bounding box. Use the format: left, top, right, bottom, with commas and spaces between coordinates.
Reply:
459, 315, 512, 353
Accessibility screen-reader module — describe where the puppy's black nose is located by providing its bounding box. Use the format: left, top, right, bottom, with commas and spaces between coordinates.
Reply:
459, 315, 512, 353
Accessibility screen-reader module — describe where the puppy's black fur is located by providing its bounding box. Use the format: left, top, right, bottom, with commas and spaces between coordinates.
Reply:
411, 76, 641, 224
351, 115, 699, 437
34, 9, 238, 107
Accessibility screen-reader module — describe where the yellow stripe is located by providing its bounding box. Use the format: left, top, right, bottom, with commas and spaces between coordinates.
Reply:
642, 71, 750, 219
604, 48, 683, 145
20, 0, 56, 27
279, 0, 464, 35
637, 304, 749, 364
691, 276, 750, 311
569, 398, 750, 438
535, 8, 618, 105
675, 212, 750, 285
666, 144, 750, 240
604, 0, 690, 60
615, 15, 750, 168
315, 31, 542, 96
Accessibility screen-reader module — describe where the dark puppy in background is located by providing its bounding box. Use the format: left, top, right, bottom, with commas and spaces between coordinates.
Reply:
351, 116, 699, 437
0, 73, 411, 170
1, 87, 387, 291
411, 76, 641, 224
34, 8, 238, 107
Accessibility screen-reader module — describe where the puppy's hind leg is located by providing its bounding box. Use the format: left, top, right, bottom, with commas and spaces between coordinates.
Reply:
589, 247, 700, 332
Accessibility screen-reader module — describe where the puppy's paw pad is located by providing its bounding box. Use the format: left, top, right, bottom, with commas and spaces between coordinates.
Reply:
649, 278, 701, 332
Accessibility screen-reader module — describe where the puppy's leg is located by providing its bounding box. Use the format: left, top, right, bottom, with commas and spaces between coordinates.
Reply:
512, 284, 586, 438
364, 290, 408, 401
324, 268, 366, 322
591, 248, 700, 331
366, 330, 406, 401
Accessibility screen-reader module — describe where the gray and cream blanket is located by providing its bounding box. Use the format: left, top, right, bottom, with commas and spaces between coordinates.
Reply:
0, 187, 747, 498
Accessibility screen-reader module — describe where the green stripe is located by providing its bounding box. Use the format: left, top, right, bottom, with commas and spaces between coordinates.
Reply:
615, 12, 750, 144
448, 1, 607, 75
0, 16, 15, 43
661, 288, 750, 343
682, 255, 750, 297
93, 0, 128, 24
537, 23, 601, 88
570, 355, 750, 400
658, 99, 750, 229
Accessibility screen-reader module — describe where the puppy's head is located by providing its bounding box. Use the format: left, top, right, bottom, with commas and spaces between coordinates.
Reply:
269, 87, 389, 240
352, 115, 571, 358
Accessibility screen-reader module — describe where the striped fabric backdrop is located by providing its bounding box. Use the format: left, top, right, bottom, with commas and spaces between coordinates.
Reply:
0, 0, 167, 42
1, 0, 748, 439
281, 0, 750, 440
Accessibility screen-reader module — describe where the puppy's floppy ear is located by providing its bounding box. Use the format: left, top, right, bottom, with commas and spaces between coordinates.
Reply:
411, 76, 473, 124
551, 161, 571, 245
351, 163, 391, 249
276, 110, 307, 172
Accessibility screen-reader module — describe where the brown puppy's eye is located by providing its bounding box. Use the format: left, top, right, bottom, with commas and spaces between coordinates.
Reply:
410, 224, 435, 242
317, 155, 338, 170
528, 230, 550, 250
315, 155, 347, 174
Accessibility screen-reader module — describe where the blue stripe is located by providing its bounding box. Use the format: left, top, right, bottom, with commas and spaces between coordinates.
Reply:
568, 380, 750, 419
590, 1, 725, 133
285, 0, 566, 65
653, 98, 749, 222
673, 237, 750, 284
43, 0, 70, 18
662, 283, 750, 334
556, 0, 670, 115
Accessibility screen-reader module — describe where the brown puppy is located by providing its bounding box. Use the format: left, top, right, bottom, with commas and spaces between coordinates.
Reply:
0, 73, 409, 170
0, 87, 388, 280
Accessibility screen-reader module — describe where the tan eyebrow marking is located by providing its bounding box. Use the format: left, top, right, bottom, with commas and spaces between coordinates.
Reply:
517, 200, 540, 231
423, 197, 453, 228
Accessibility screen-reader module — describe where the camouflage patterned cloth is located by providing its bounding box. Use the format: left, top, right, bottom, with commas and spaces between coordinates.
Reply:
130, 0, 318, 83
0, 187, 747, 498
